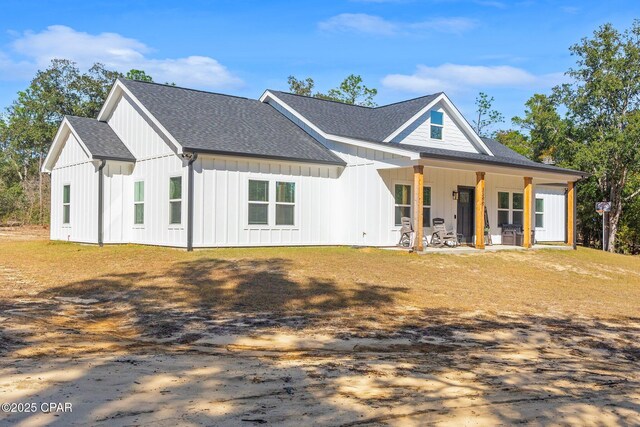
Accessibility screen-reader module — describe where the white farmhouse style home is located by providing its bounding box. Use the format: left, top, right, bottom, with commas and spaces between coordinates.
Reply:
43, 79, 585, 251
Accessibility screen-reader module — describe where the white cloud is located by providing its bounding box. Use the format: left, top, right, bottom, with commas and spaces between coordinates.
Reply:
1, 25, 242, 89
319, 14, 397, 36
318, 13, 477, 36
382, 63, 566, 93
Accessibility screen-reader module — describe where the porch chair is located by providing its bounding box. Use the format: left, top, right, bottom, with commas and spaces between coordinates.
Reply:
430, 218, 459, 248
397, 216, 413, 247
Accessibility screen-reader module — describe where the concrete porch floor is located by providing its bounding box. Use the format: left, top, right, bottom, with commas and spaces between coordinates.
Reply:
384, 244, 573, 254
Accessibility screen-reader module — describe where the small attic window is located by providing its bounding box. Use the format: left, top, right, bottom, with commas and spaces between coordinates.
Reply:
430, 111, 443, 140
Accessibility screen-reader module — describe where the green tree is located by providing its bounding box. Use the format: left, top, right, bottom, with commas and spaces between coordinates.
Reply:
512, 22, 640, 252
287, 74, 378, 106
472, 92, 504, 137
512, 93, 570, 162
287, 76, 315, 97
493, 129, 533, 158
556, 21, 640, 252
318, 74, 378, 107
126, 69, 154, 82
0, 59, 123, 224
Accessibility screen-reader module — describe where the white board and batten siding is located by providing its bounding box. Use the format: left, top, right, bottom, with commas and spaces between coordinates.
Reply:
103, 92, 187, 246
392, 101, 480, 154
191, 156, 341, 247
535, 186, 566, 242
49, 131, 99, 243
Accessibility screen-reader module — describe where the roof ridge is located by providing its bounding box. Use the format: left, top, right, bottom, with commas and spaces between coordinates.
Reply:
270, 89, 443, 111
268, 90, 375, 109
374, 92, 443, 109
118, 78, 255, 102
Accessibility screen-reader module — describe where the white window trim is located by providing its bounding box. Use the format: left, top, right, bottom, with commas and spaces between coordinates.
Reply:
275, 181, 296, 227
168, 174, 183, 228
247, 178, 270, 228
497, 189, 525, 227
393, 180, 413, 228
133, 180, 145, 228
535, 197, 545, 230
429, 110, 444, 141
391, 180, 434, 230
245, 175, 300, 230
62, 183, 71, 227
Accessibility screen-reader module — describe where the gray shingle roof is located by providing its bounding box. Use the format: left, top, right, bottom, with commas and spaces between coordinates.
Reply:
66, 116, 135, 162
269, 90, 584, 176
398, 138, 585, 176
269, 90, 441, 141
119, 79, 345, 166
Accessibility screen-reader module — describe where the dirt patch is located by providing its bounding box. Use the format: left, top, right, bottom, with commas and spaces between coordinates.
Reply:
0, 234, 639, 425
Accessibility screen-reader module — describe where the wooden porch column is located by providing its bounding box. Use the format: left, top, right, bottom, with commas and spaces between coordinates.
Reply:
413, 165, 424, 251
567, 181, 575, 248
523, 177, 533, 248
475, 172, 485, 249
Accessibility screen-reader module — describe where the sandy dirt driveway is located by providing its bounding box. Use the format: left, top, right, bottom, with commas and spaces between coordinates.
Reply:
1, 298, 639, 426
0, 229, 639, 425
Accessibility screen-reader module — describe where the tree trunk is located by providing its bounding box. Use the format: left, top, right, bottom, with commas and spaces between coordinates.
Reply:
608, 185, 624, 253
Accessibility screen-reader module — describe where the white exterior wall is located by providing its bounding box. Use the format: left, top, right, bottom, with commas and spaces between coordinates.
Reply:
107, 95, 175, 158
392, 102, 479, 153
191, 156, 341, 247
50, 132, 98, 243
535, 186, 566, 242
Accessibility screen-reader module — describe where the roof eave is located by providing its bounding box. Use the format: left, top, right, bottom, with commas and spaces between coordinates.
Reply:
418, 152, 587, 178
183, 147, 347, 167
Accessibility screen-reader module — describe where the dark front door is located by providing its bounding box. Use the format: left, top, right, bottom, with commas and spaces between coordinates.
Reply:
457, 187, 475, 245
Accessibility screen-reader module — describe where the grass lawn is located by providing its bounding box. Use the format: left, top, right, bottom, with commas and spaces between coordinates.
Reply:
2, 227, 639, 318
1, 228, 639, 426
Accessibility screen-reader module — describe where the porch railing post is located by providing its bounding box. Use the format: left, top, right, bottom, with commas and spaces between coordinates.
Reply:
523, 176, 533, 248
475, 172, 485, 249
413, 165, 424, 251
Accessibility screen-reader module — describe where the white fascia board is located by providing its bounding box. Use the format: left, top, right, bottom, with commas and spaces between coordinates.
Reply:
261, 91, 420, 160
97, 80, 183, 154
382, 93, 494, 156
42, 118, 93, 172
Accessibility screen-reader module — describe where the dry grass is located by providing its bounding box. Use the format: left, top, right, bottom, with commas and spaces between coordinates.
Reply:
1, 228, 639, 425
1, 227, 639, 318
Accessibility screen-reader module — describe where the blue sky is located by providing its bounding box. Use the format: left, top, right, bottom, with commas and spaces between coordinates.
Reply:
1, 0, 638, 129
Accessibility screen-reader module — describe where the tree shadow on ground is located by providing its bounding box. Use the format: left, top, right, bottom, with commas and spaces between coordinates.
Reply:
1, 258, 639, 425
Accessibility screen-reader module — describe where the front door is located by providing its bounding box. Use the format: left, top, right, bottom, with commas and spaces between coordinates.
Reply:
457, 187, 475, 245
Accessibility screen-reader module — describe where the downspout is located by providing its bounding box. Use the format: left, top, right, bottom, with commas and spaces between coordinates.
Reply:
98, 160, 107, 247
186, 152, 198, 252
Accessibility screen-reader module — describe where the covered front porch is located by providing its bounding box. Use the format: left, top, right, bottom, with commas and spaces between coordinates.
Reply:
378, 157, 579, 251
